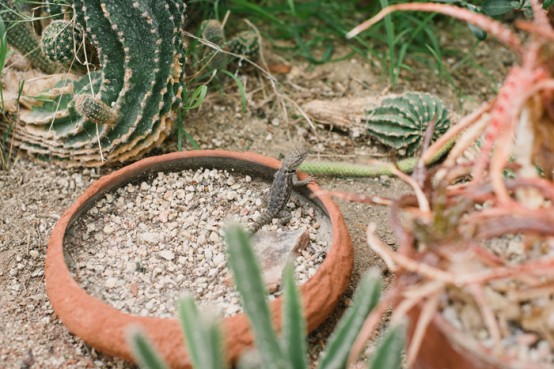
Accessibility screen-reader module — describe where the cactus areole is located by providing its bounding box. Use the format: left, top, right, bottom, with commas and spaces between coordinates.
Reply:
45, 150, 354, 369
1, 0, 186, 167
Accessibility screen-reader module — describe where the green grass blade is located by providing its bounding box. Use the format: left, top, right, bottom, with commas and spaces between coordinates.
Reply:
367, 324, 406, 369
378, 0, 395, 86
178, 297, 226, 369
282, 263, 308, 369
182, 128, 200, 150
286, 0, 297, 17
316, 272, 383, 369
220, 70, 247, 113
127, 329, 169, 369
187, 85, 208, 110
229, 0, 284, 25
225, 224, 287, 369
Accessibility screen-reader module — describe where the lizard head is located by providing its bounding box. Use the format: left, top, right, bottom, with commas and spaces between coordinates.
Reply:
283, 150, 308, 171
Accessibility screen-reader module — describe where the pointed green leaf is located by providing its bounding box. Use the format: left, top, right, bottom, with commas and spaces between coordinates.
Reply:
367, 324, 406, 369
317, 272, 383, 369
127, 329, 169, 369
282, 263, 308, 369
178, 297, 226, 369
225, 224, 288, 369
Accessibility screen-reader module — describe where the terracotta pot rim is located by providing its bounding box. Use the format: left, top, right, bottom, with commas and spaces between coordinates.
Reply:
45, 150, 353, 369
413, 295, 551, 369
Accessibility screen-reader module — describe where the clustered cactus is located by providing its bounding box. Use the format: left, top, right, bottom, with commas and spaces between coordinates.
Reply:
0, 0, 186, 166
200, 18, 260, 72
40, 19, 84, 65
1, 0, 63, 73
365, 92, 451, 156
129, 224, 405, 369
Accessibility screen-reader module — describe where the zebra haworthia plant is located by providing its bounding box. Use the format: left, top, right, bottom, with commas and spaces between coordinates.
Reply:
0, 0, 186, 167
365, 92, 451, 157
129, 224, 405, 369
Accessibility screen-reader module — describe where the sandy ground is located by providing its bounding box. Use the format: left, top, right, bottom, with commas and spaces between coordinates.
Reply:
0, 33, 513, 368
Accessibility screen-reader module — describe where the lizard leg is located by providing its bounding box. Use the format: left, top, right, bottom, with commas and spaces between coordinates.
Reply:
278, 209, 292, 225
293, 175, 313, 186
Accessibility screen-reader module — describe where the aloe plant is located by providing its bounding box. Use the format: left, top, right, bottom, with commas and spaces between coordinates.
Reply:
129, 224, 405, 369
365, 92, 450, 156
0, 0, 186, 166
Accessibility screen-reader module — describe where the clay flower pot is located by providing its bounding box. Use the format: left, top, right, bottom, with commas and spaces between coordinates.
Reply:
411, 310, 550, 369
45, 150, 353, 369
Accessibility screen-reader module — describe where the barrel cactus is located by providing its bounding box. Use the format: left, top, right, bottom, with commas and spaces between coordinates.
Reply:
40, 20, 84, 64
0, 0, 186, 167
365, 92, 451, 156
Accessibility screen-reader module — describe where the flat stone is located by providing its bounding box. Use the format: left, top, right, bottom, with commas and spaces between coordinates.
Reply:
251, 228, 310, 293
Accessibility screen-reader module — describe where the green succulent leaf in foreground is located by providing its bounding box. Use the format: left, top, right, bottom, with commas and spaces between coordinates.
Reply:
127, 328, 169, 369
367, 324, 406, 369
317, 272, 383, 369
128, 225, 403, 369
178, 297, 227, 369
225, 223, 288, 369
282, 263, 308, 369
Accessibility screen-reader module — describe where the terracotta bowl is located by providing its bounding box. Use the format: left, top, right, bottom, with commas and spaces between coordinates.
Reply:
45, 150, 353, 368
411, 304, 551, 369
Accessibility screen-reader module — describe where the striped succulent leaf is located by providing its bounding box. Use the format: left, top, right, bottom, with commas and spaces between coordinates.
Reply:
365, 92, 451, 156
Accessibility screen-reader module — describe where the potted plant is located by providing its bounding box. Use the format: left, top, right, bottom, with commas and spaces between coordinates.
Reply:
337, 1, 554, 368
45, 150, 353, 368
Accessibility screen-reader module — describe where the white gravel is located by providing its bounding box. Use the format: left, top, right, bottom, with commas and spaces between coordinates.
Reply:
65, 168, 331, 318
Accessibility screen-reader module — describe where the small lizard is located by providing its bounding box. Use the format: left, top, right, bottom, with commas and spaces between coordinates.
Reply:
249, 150, 312, 234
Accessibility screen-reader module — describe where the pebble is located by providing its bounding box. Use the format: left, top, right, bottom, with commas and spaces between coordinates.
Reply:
159, 250, 175, 261
141, 232, 160, 244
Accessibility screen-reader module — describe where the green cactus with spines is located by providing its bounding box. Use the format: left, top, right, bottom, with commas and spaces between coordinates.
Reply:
227, 30, 259, 59
73, 94, 118, 126
201, 19, 228, 72
44, 0, 70, 20
199, 19, 260, 74
0, 0, 186, 167
40, 19, 83, 64
0, 0, 62, 73
366, 92, 451, 157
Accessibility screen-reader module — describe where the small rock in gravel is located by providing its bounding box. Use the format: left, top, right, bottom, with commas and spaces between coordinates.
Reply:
104, 277, 118, 289
103, 225, 114, 234
141, 232, 160, 244
159, 250, 175, 261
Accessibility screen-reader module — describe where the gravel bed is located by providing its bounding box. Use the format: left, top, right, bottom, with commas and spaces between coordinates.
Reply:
64, 168, 331, 318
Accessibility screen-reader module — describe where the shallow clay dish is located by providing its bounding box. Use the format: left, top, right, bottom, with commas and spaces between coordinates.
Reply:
45, 150, 353, 369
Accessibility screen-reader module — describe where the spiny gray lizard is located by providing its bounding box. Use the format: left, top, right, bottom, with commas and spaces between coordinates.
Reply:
249, 150, 312, 234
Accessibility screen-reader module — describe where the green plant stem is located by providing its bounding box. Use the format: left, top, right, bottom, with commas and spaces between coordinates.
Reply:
299, 138, 454, 177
